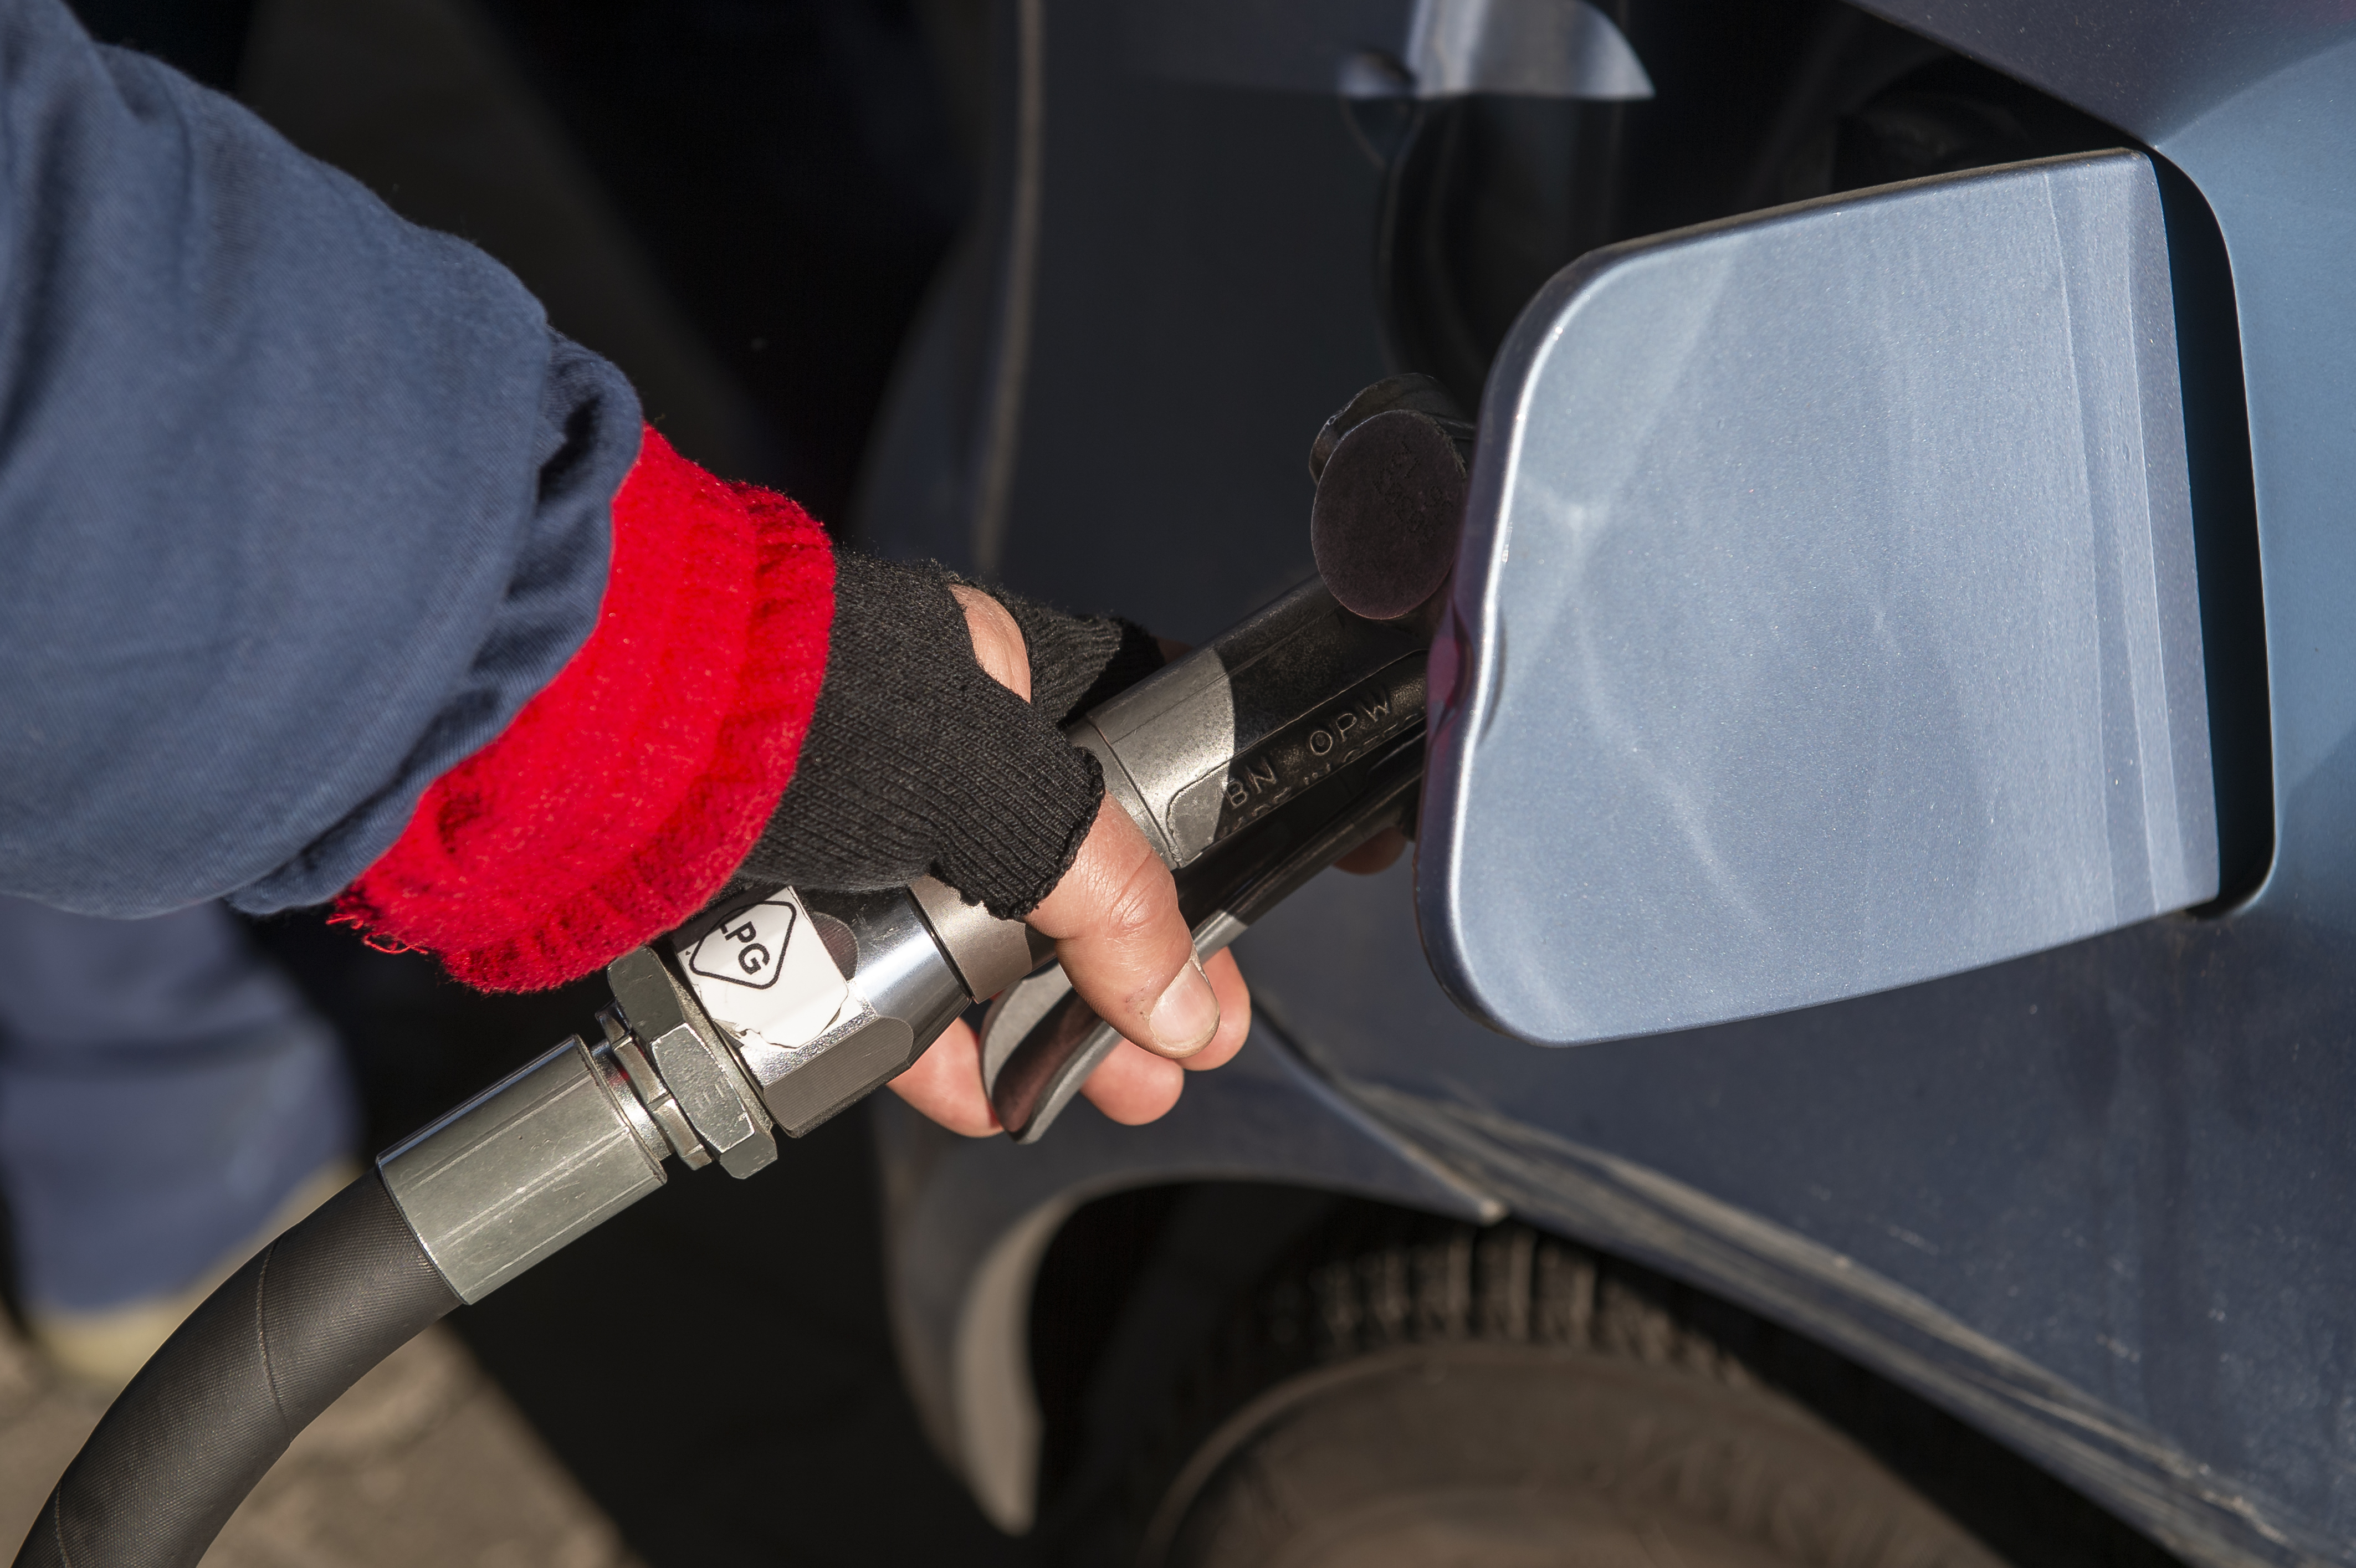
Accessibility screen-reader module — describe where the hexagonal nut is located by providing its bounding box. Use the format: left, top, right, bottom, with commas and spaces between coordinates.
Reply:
608, 947, 777, 1179
647, 1024, 776, 1178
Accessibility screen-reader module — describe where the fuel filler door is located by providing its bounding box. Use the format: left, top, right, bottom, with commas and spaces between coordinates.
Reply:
1417, 150, 2221, 1046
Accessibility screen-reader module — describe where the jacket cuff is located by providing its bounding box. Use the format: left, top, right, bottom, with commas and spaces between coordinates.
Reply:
334, 427, 834, 991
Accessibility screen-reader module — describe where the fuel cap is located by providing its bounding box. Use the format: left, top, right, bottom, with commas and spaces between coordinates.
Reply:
1308, 375, 1473, 622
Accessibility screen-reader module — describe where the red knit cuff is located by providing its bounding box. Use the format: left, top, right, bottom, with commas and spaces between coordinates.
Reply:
335, 427, 835, 991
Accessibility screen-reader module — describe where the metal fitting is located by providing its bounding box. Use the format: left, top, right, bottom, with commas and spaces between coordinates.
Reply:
379, 1036, 667, 1303
606, 947, 778, 1180
669, 886, 970, 1140
909, 875, 1046, 1001
597, 1005, 709, 1170
377, 947, 787, 1303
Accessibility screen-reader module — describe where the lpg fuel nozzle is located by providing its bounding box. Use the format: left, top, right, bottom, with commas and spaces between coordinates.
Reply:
376, 373, 1472, 1304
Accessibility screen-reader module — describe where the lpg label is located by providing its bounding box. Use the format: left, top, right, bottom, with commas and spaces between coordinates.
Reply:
677, 890, 849, 1050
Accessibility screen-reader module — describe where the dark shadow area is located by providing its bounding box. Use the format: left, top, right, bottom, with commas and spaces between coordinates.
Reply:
64, 0, 258, 88
2153, 156, 2274, 907
472, 0, 971, 520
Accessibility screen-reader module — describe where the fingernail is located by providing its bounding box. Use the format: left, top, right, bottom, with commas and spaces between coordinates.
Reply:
1148, 957, 1220, 1056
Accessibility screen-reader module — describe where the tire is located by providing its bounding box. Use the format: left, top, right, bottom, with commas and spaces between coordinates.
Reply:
1074, 1210, 2142, 1568
1140, 1342, 2004, 1568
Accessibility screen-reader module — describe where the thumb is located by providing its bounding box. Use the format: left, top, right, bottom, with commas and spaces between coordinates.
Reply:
947, 581, 1215, 1057
1025, 798, 1220, 1057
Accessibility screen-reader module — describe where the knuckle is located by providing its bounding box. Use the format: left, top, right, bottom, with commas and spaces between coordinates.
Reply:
1098, 850, 1178, 949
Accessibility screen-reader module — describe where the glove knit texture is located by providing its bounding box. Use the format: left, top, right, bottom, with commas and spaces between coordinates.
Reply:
335, 427, 834, 990
995, 588, 1166, 728
735, 556, 1116, 920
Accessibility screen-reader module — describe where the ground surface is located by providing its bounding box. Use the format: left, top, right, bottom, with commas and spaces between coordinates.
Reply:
0, 1318, 639, 1568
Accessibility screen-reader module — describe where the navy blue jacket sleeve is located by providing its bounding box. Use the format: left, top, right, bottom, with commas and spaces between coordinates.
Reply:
0, 0, 642, 917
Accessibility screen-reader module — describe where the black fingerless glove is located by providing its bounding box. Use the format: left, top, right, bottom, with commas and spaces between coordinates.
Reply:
995, 585, 1167, 731
733, 554, 1164, 919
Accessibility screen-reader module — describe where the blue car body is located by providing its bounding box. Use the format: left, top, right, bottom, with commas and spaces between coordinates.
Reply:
860, 3, 2356, 1561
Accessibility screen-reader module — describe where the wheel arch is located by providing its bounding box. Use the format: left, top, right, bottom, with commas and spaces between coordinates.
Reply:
872, 1018, 1500, 1533
879, 1024, 2329, 1565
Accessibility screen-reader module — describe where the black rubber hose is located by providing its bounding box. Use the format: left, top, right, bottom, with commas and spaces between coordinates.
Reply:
12, 1169, 459, 1568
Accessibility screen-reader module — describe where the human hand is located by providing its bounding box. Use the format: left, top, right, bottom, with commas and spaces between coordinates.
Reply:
887, 587, 1251, 1135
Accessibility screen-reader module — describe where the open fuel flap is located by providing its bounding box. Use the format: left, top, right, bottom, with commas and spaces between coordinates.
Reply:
1417, 150, 2219, 1047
